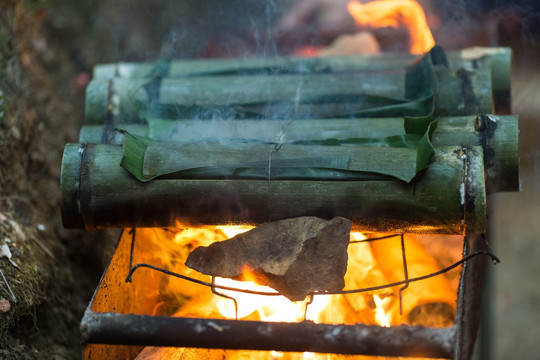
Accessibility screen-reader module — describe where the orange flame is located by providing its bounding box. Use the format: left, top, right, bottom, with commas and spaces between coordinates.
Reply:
373, 294, 392, 327
347, 0, 435, 54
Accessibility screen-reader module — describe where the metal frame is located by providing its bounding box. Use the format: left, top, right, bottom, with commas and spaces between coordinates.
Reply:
81, 229, 493, 360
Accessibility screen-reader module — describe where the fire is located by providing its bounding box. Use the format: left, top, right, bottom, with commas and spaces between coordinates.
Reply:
125, 226, 461, 359
347, 0, 435, 54
373, 294, 392, 327
210, 230, 458, 329
217, 224, 255, 238
215, 264, 331, 323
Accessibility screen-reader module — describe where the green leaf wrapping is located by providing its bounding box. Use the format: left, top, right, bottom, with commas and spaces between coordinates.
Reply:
119, 48, 446, 184
130, 47, 442, 121
120, 127, 435, 183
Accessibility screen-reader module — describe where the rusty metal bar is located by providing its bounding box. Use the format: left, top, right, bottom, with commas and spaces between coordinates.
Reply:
81, 309, 455, 358
454, 234, 493, 360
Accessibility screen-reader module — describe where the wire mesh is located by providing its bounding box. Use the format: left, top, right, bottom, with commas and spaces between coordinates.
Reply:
124, 228, 499, 321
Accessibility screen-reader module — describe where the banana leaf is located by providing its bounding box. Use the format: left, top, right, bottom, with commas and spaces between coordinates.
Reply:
135, 49, 439, 120
118, 49, 445, 183
119, 121, 436, 183
92, 53, 417, 79
87, 47, 446, 124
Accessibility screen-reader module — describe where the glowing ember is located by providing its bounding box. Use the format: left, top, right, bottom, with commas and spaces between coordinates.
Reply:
347, 0, 435, 54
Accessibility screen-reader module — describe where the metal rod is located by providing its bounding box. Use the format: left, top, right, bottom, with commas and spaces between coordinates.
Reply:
125, 228, 136, 283
124, 250, 499, 297
303, 294, 314, 321
81, 309, 455, 358
399, 234, 409, 315
211, 276, 239, 320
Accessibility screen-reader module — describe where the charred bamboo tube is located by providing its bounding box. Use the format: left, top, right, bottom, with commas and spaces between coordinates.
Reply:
84, 68, 492, 124
78, 115, 519, 193
60, 143, 486, 234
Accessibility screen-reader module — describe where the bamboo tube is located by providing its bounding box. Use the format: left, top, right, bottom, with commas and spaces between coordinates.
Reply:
449, 47, 511, 114
78, 115, 519, 193
84, 71, 407, 124
92, 47, 510, 91
369, 234, 457, 327
60, 143, 486, 234
434, 67, 493, 116
84, 68, 492, 124
92, 54, 417, 79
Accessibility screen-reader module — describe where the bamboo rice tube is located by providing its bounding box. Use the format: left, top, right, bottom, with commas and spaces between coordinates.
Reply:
92, 54, 417, 79
79, 114, 519, 193
60, 143, 486, 234
369, 234, 458, 327
92, 47, 510, 93
84, 71, 406, 124
450, 47, 511, 114
84, 67, 491, 124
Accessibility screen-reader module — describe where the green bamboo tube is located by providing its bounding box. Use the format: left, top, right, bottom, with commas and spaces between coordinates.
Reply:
60, 143, 486, 234
91, 54, 420, 80
90, 47, 509, 113
432, 67, 493, 117
78, 114, 518, 193
92, 47, 510, 92
85, 68, 493, 124
84, 71, 407, 124
448, 47, 511, 114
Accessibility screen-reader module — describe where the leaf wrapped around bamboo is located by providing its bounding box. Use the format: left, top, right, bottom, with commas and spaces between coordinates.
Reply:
86, 47, 498, 126
119, 134, 434, 183
60, 143, 486, 234
85, 48, 447, 124
78, 114, 519, 193
85, 71, 405, 124
92, 47, 509, 97
85, 69, 492, 125
91, 54, 416, 80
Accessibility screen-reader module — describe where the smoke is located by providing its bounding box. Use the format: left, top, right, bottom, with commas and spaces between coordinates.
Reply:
249, 0, 280, 58
84, 0, 291, 62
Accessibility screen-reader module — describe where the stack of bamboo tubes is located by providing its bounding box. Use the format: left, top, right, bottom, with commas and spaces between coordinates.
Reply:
61, 46, 518, 234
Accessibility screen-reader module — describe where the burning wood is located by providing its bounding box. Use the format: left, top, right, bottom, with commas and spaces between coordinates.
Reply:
370, 234, 457, 326
185, 217, 352, 301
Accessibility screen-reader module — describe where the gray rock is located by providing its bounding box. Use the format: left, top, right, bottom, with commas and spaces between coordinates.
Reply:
185, 216, 351, 301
